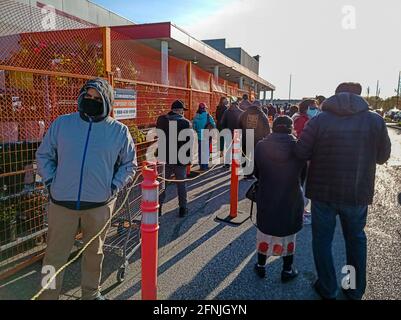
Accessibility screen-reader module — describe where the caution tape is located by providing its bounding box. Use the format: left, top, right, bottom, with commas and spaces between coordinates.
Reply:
31, 173, 143, 301
157, 140, 237, 183
158, 163, 223, 183
241, 149, 253, 163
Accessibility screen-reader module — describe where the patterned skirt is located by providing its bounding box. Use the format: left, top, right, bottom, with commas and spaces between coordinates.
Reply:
256, 229, 297, 257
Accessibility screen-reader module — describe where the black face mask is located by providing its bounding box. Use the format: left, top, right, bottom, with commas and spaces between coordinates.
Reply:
81, 98, 103, 117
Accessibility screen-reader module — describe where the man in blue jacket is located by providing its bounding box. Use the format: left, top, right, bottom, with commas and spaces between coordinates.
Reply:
36, 78, 137, 300
295, 82, 391, 300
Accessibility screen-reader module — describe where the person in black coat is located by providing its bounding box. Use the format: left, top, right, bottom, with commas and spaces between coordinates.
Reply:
156, 100, 192, 218
216, 97, 229, 156
267, 103, 277, 118
254, 116, 305, 282
215, 97, 229, 130
220, 101, 243, 134
295, 82, 391, 300
220, 101, 244, 167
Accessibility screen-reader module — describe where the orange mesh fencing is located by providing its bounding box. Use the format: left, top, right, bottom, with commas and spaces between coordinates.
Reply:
114, 79, 190, 166
191, 91, 212, 119
227, 81, 239, 97
111, 30, 162, 83
0, 23, 251, 277
212, 77, 226, 93
0, 68, 88, 275
0, 28, 104, 76
111, 30, 188, 87
191, 64, 211, 93
168, 56, 187, 88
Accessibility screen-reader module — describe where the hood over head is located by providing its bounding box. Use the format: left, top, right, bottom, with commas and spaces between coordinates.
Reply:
251, 100, 262, 108
322, 93, 369, 116
78, 78, 114, 121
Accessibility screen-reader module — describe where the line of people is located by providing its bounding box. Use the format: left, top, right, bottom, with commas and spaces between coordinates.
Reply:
164, 83, 391, 300
35, 77, 392, 301
251, 82, 391, 301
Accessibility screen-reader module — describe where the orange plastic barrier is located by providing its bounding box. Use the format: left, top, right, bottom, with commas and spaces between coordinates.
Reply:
140, 162, 160, 300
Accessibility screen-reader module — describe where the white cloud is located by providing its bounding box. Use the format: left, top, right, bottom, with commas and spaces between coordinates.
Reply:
183, 0, 401, 99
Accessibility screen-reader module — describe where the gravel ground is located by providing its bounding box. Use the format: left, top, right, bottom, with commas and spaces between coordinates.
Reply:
364, 127, 401, 300
0, 127, 400, 300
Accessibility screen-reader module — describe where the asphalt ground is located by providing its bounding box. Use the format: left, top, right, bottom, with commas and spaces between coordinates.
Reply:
0, 127, 400, 300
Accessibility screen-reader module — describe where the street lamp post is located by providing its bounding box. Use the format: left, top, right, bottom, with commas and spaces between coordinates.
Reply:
396, 71, 401, 109
289, 74, 292, 105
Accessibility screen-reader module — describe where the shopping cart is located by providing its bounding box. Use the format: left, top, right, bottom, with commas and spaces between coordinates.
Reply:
103, 163, 165, 283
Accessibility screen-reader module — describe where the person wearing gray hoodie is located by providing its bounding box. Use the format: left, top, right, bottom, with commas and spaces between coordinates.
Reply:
36, 78, 137, 300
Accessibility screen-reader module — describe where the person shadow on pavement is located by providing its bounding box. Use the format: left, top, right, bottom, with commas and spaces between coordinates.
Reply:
113, 166, 250, 300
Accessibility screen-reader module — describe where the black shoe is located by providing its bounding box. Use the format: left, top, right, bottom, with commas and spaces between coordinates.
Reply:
281, 268, 299, 283
94, 295, 109, 300
179, 207, 188, 218
254, 263, 266, 279
341, 288, 360, 301
313, 281, 336, 300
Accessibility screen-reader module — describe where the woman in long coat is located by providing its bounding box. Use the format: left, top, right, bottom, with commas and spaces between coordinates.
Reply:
254, 116, 305, 282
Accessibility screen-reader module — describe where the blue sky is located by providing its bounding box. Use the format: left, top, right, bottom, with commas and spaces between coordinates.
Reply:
91, 0, 401, 99
92, 0, 231, 26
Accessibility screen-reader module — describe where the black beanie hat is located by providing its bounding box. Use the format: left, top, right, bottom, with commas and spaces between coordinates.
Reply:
171, 100, 188, 110
273, 115, 293, 134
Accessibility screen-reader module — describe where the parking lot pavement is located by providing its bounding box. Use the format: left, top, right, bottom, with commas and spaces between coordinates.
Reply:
1, 128, 400, 300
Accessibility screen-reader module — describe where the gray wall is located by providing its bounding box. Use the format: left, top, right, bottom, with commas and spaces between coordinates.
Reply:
14, 0, 133, 27
241, 50, 259, 75
203, 39, 260, 75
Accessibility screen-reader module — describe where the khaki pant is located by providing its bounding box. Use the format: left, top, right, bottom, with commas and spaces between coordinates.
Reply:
38, 200, 116, 300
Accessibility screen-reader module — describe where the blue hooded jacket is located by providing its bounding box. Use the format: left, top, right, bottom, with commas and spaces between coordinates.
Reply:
192, 111, 216, 141
36, 78, 137, 210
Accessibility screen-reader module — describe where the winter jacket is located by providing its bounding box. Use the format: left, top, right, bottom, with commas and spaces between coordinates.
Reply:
36, 79, 137, 211
192, 111, 217, 141
292, 113, 309, 138
220, 105, 243, 134
156, 111, 192, 166
239, 99, 252, 111
255, 133, 305, 237
239, 105, 271, 148
267, 105, 277, 118
295, 93, 392, 206
216, 104, 228, 130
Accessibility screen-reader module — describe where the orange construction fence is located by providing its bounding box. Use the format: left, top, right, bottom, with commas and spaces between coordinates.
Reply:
0, 25, 252, 278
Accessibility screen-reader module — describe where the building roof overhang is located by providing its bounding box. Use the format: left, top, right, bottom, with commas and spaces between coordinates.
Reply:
112, 22, 275, 91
